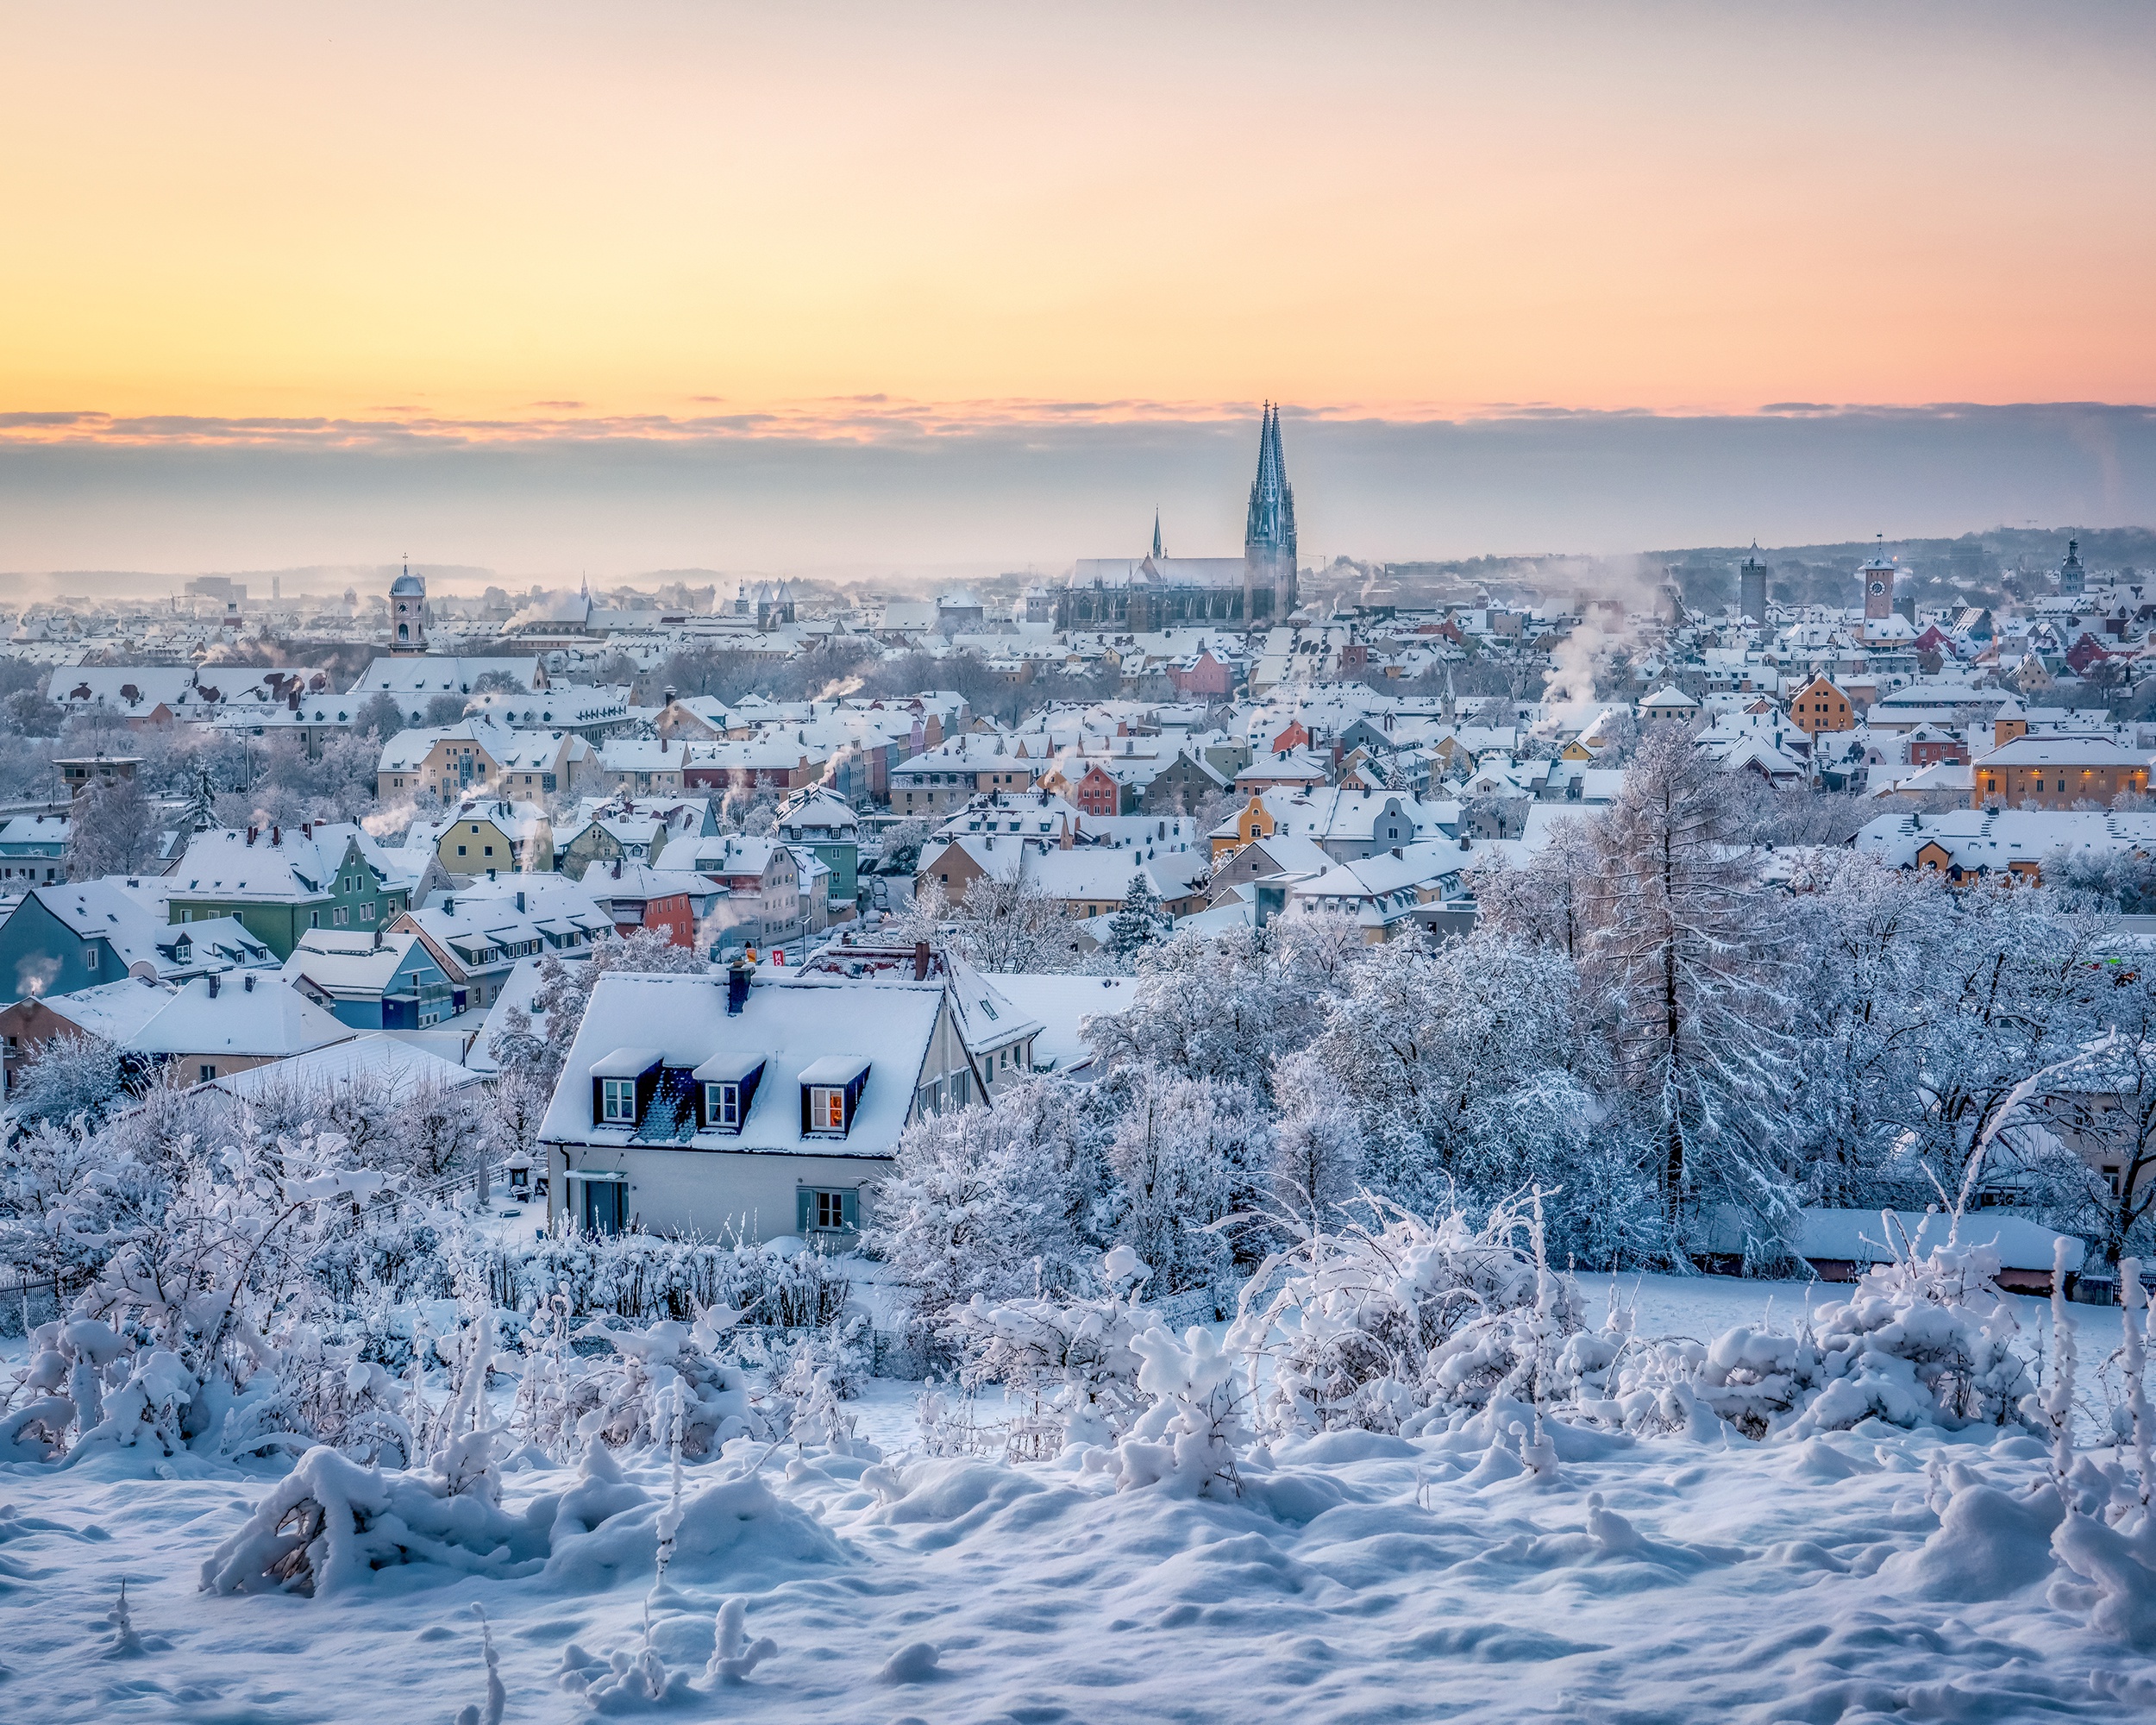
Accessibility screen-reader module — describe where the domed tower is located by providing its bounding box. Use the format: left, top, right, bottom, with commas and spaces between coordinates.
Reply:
389, 561, 428, 655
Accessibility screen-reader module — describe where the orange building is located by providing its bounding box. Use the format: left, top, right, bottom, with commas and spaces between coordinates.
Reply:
1787, 673, 1856, 736
1973, 737, 2152, 809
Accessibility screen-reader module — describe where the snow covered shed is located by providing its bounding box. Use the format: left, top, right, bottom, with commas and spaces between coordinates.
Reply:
1702, 1207, 2085, 1294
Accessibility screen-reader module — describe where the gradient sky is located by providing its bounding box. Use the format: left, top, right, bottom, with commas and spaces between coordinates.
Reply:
3, 1, 2153, 577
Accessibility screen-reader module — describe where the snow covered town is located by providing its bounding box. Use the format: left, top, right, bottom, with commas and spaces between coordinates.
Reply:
8, 430, 2156, 1716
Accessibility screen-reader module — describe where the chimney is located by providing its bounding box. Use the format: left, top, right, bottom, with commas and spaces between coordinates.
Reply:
913, 939, 931, 982
442, 894, 455, 914
244, 972, 254, 992
516, 888, 525, 913
271, 825, 280, 846
247, 825, 257, 845
208, 972, 219, 997
726, 960, 752, 1015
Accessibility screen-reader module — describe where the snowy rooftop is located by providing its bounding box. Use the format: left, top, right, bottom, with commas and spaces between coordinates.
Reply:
539, 970, 942, 1157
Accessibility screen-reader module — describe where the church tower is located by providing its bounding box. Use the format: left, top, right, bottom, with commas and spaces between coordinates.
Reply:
1244, 403, 1298, 625
389, 561, 429, 655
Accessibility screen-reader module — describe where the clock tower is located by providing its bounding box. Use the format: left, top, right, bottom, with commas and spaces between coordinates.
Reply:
1858, 549, 1894, 624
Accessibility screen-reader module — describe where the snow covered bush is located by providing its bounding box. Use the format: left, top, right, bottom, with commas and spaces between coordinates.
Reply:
480, 1230, 849, 1327
943, 1246, 1156, 1446
558, 1315, 770, 1458
1237, 1195, 1583, 1439
1113, 1323, 1250, 1497
200, 1440, 550, 1596
1565, 1220, 2040, 1441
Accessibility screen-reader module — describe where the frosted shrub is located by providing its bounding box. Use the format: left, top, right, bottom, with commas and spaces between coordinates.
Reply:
483, 1231, 849, 1327
1567, 1220, 2040, 1441
1791, 1228, 2036, 1435
1114, 1323, 1249, 1497
1238, 1195, 1584, 1438
200, 1440, 548, 1596
561, 1316, 770, 1458
943, 1247, 1154, 1446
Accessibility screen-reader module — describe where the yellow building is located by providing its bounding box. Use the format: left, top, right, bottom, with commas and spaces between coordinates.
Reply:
417, 800, 556, 875
1210, 794, 1278, 860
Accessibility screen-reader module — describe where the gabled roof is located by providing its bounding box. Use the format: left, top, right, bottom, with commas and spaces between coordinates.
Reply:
130, 974, 354, 1061
539, 970, 943, 1157
14, 976, 178, 1043
207, 1032, 483, 1099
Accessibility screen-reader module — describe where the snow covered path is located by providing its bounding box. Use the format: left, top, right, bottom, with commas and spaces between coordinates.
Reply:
7, 1405, 2150, 1722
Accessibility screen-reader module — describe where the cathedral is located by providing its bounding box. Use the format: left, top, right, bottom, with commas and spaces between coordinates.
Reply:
1056, 403, 1300, 630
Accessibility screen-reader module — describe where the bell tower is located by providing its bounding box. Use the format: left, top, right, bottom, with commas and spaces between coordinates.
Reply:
389, 560, 429, 656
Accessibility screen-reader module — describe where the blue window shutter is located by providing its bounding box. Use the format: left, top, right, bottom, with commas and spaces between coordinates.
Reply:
796, 1187, 813, 1233
841, 1189, 859, 1231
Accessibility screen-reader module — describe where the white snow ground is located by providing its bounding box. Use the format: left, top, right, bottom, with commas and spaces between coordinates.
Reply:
4, 1273, 2151, 1724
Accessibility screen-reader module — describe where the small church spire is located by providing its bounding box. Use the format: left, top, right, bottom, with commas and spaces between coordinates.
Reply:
1151, 508, 1163, 560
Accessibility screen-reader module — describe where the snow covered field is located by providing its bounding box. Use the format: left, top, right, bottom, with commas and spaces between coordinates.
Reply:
5, 1272, 2153, 1725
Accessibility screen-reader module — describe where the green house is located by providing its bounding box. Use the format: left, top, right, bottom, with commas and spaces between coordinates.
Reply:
166, 823, 413, 959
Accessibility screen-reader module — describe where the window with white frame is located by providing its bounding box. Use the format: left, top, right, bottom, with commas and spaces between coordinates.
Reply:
705, 1082, 740, 1128
810, 1085, 846, 1132
600, 1078, 636, 1122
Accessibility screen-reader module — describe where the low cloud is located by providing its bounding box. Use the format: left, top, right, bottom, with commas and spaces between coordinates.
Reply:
2, 403, 2151, 581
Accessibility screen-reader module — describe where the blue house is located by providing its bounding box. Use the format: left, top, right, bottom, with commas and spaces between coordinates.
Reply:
0, 880, 273, 1003
279, 929, 456, 1030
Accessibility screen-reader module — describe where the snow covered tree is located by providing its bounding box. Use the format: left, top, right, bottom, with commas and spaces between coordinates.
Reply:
945, 873, 1067, 972
1473, 812, 1601, 962
1300, 931, 1631, 1256
1584, 724, 1796, 1233
66, 773, 160, 880
8, 1032, 129, 1128
867, 1076, 1100, 1327
1106, 1067, 1269, 1289
1106, 872, 1164, 958
1265, 1051, 1364, 1229
489, 930, 705, 1084
1086, 922, 1356, 1094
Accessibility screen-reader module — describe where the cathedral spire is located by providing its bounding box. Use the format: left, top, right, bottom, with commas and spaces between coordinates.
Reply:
1244, 401, 1298, 624
1151, 507, 1163, 560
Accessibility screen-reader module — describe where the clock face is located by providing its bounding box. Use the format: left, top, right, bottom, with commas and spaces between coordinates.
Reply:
1868, 580, 1885, 595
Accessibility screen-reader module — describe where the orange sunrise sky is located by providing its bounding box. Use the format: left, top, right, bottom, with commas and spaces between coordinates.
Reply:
2, 1, 2153, 574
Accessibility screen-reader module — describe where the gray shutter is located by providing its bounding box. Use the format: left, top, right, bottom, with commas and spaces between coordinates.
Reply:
796, 1186, 813, 1233
840, 1189, 859, 1231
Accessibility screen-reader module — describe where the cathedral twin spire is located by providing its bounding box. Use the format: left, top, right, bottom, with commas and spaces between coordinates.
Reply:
1244, 400, 1296, 561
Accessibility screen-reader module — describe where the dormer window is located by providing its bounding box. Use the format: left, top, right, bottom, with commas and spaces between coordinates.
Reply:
600, 1079, 636, 1122
799, 1055, 870, 1137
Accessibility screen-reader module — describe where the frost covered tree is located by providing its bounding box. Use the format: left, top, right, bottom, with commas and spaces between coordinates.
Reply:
66, 773, 160, 881
1106, 1067, 1269, 1289
8, 1032, 130, 1128
1899, 883, 2113, 1208
1087, 921, 1358, 1093
944, 873, 1067, 972
1106, 872, 1164, 958
1584, 724, 1796, 1230
1265, 1051, 1364, 1229
489, 929, 705, 1083
1300, 931, 1627, 1253
866, 1076, 1100, 1326
1473, 812, 1601, 962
